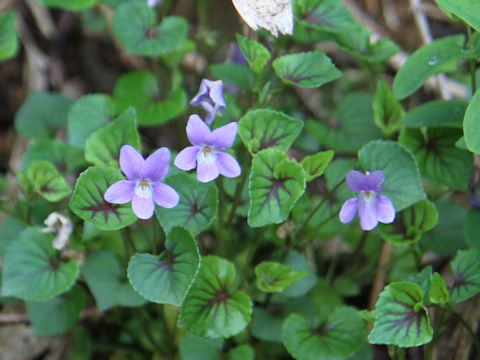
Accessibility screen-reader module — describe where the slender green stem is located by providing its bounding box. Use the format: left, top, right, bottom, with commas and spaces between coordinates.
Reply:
294, 179, 345, 245
124, 226, 138, 253
134, 308, 170, 357
426, 308, 446, 360
216, 177, 228, 257
467, 26, 477, 92
225, 148, 250, 229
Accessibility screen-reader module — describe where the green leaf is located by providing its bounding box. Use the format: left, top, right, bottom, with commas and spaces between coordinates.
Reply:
283, 251, 318, 297
429, 273, 449, 304
251, 308, 284, 342
27, 287, 85, 336
236, 34, 271, 74
463, 89, 480, 154
156, 173, 218, 236
465, 208, 480, 247
399, 127, 473, 190
113, 71, 186, 126
229, 344, 254, 360
282, 307, 366, 360
127, 227, 200, 306
450, 248, 480, 303
373, 79, 405, 137
404, 100, 467, 128
179, 333, 223, 360
301, 150, 334, 181
255, 261, 307, 293
421, 199, 467, 256
27, 161, 72, 202
393, 35, 467, 99
358, 140, 425, 211
0, 216, 25, 257
70, 165, 137, 230
435, 0, 480, 32
15, 91, 74, 139
210, 62, 255, 90
238, 109, 304, 154
20, 139, 85, 174
0, 11, 19, 61
306, 93, 382, 153
84, 107, 140, 167
379, 199, 438, 245
248, 149, 306, 227
68, 94, 115, 147
1, 228, 79, 301
178, 255, 252, 339
273, 51, 342, 88
113, 2, 187, 56
38, 0, 98, 10
368, 282, 433, 347
405, 266, 433, 298
82, 251, 146, 311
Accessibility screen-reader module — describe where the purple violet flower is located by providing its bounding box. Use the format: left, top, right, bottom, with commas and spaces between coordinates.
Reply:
339, 170, 395, 231
104, 145, 179, 220
147, 0, 161, 7
190, 79, 226, 125
174, 114, 241, 183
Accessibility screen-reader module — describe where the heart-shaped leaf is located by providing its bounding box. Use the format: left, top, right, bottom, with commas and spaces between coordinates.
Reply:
248, 149, 306, 228
128, 227, 200, 306
255, 261, 307, 293
238, 109, 303, 154
113, 71, 186, 126
236, 34, 271, 74
404, 100, 467, 128
300, 150, 334, 181
156, 173, 218, 236
68, 94, 115, 147
113, 2, 187, 56
84, 107, 140, 167
38, 0, 98, 10
399, 127, 473, 190
178, 255, 252, 339
368, 282, 433, 347
15, 91, 74, 139
358, 140, 425, 211
1, 228, 79, 301
465, 209, 480, 248
449, 248, 480, 303
82, 251, 146, 311
273, 51, 342, 88
20, 139, 85, 174
429, 272, 449, 304
306, 93, 382, 153
0, 11, 19, 61
179, 333, 223, 360
282, 307, 366, 360
229, 344, 254, 360
26, 286, 85, 336
27, 161, 72, 202
70, 165, 137, 230
379, 199, 438, 245
393, 35, 467, 99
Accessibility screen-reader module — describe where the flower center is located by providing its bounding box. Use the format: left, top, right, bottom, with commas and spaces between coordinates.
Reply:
203, 146, 212, 155
135, 179, 153, 198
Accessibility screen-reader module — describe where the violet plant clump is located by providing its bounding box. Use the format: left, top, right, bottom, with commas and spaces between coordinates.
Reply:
2, 1, 480, 359
339, 170, 395, 231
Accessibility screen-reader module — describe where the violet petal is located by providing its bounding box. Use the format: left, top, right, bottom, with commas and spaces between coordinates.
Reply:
216, 151, 241, 178
174, 146, 200, 171
143, 147, 171, 181
186, 114, 211, 146
190, 80, 209, 107
376, 193, 396, 224
120, 145, 144, 180
196, 152, 219, 182
346, 170, 368, 192
132, 195, 155, 220
358, 195, 379, 231
104, 180, 135, 204
211, 122, 238, 150
152, 182, 179, 208
339, 197, 359, 224
365, 170, 385, 192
